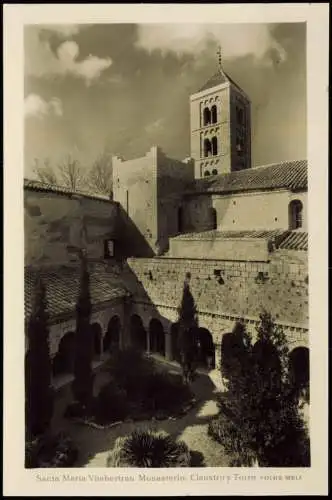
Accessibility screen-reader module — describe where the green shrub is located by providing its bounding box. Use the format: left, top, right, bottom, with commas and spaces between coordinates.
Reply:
208, 414, 257, 467
25, 432, 78, 468
144, 371, 193, 413
94, 383, 129, 424
106, 429, 191, 468
107, 348, 155, 399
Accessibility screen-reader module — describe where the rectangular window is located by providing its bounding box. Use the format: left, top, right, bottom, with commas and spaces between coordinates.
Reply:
104, 239, 114, 259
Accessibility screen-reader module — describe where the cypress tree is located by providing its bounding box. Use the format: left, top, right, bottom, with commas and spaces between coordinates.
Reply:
25, 274, 54, 439
72, 252, 94, 411
177, 280, 198, 382
218, 311, 309, 466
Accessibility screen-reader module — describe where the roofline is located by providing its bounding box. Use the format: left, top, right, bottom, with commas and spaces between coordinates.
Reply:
184, 185, 307, 197
24, 178, 115, 204
191, 75, 250, 102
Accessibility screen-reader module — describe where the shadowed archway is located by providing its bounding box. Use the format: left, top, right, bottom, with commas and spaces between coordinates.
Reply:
130, 314, 147, 351
103, 315, 121, 353
289, 346, 309, 391
197, 327, 215, 369
149, 318, 165, 356
52, 331, 75, 376
91, 322, 102, 358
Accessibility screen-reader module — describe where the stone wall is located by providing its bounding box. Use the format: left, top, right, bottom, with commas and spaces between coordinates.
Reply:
25, 189, 119, 267
182, 190, 308, 234
125, 250, 309, 353
169, 236, 270, 261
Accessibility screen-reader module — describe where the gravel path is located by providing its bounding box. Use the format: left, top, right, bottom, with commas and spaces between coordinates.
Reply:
54, 363, 230, 468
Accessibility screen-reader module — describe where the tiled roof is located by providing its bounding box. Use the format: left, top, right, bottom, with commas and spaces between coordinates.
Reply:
172, 229, 308, 251
25, 262, 130, 321
191, 160, 307, 195
278, 231, 308, 251
197, 71, 243, 93
24, 178, 113, 203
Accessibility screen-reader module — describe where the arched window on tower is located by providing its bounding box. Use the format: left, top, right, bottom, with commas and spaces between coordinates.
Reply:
203, 107, 211, 126
289, 200, 303, 230
211, 105, 217, 124
204, 139, 212, 157
212, 169, 218, 176
211, 136, 218, 156
204, 170, 211, 177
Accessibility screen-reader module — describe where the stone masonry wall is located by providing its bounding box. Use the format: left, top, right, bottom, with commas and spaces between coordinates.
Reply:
126, 249, 309, 352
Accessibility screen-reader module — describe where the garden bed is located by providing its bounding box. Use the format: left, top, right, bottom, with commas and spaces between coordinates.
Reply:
64, 349, 195, 429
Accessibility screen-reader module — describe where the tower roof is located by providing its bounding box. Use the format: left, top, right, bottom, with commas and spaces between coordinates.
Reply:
197, 70, 243, 93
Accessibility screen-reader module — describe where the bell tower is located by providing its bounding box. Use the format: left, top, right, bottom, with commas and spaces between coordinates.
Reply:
190, 47, 251, 179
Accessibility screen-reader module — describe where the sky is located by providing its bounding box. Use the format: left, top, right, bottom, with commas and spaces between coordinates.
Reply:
24, 23, 306, 178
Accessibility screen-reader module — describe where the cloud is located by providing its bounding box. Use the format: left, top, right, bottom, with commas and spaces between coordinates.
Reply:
25, 28, 112, 85
25, 94, 63, 118
136, 24, 287, 65
38, 24, 82, 37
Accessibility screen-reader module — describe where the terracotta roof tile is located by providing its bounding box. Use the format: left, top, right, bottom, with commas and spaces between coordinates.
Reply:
24, 178, 113, 203
172, 229, 308, 251
191, 160, 307, 195
25, 262, 130, 321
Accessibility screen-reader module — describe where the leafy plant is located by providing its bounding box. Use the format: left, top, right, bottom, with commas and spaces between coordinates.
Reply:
106, 429, 191, 468
213, 312, 310, 467
94, 383, 129, 424
25, 432, 78, 468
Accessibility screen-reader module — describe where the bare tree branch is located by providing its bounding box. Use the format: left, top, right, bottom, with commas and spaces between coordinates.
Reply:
58, 154, 85, 191
87, 152, 113, 197
33, 158, 58, 185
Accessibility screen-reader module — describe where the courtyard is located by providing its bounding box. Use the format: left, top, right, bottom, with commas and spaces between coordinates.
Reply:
51, 357, 230, 468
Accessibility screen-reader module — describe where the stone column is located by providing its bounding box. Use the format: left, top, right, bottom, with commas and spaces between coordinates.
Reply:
146, 327, 151, 354
165, 332, 173, 361
214, 342, 222, 371
122, 299, 131, 349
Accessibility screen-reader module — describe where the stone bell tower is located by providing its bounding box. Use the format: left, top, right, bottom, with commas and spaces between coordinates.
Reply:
190, 47, 251, 179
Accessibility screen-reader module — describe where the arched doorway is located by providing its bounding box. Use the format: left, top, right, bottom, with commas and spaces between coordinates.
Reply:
289, 347, 309, 392
52, 331, 75, 377
197, 328, 215, 369
91, 323, 102, 358
149, 319, 165, 356
130, 314, 147, 351
103, 315, 121, 353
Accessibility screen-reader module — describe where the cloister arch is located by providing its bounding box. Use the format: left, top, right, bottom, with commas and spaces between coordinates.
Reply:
149, 318, 165, 356
130, 314, 147, 351
170, 322, 181, 362
289, 346, 309, 391
52, 331, 75, 376
196, 327, 215, 369
91, 322, 102, 358
103, 315, 121, 353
